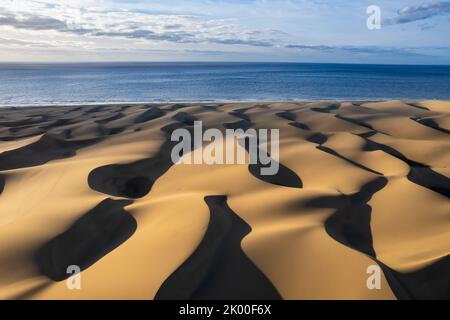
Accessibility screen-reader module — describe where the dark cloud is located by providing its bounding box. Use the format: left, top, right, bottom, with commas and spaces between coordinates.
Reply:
0, 11, 91, 34
163, 24, 184, 30
93, 30, 197, 43
92, 30, 274, 47
385, 1, 450, 25
0, 11, 68, 31
285, 44, 449, 57
285, 44, 335, 51
210, 38, 274, 47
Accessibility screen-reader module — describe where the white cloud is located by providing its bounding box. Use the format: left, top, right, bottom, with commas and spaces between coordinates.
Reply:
0, 0, 284, 48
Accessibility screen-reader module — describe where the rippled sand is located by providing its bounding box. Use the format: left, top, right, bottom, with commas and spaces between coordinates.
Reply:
0, 100, 448, 300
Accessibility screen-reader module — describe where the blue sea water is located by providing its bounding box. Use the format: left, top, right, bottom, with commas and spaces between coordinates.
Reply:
0, 62, 449, 106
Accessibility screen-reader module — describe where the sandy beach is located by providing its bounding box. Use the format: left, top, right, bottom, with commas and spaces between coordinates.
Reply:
0, 100, 448, 300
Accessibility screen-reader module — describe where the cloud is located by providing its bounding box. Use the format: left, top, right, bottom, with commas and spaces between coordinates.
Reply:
0, 5, 279, 47
285, 44, 336, 51
0, 37, 49, 47
0, 11, 91, 34
285, 44, 450, 57
385, 1, 450, 25
0, 36, 96, 49
0, 12, 66, 30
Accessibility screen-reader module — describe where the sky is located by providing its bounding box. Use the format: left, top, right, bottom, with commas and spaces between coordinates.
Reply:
0, 0, 449, 64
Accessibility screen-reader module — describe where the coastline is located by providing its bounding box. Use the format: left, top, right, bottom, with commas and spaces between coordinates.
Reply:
0, 98, 441, 109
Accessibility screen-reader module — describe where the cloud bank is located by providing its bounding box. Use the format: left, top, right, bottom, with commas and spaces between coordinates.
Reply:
386, 1, 450, 25
0, 5, 281, 47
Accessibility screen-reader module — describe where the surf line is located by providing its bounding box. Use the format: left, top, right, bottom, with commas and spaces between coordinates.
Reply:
170, 121, 280, 176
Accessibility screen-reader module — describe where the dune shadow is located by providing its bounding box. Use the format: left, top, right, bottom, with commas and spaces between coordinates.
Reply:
276, 111, 296, 122
249, 162, 302, 189
224, 119, 253, 131
162, 103, 190, 112
95, 112, 125, 125
408, 167, 450, 198
0, 116, 47, 127
306, 132, 328, 145
172, 112, 197, 126
412, 117, 450, 135
335, 114, 375, 131
305, 177, 387, 257
238, 136, 302, 189
201, 104, 222, 112
35, 198, 135, 282
306, 171, 449, 299
88, 140, 177, 199
230, 109, 251, 122
0, 124, 46, 141
275, 110, 311, 131
0, 133, 39, 142
361, 136, 449, 198
317, 145, 383, 175
0, 134, 103, 171
9, 281, 53, 300
380, 255, 450, 300
405, 103, 431, 111
83, 106, 106, 114
134, 107, 166, 124
311, 103, 340, 114
88, 118, 197, 199
0, 175, 4, 194
289, 121, 310, 131
39, 118, 76, 130
155, 195, 282, 300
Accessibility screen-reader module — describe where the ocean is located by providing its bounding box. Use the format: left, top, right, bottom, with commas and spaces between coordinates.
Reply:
1, 62, 450, 106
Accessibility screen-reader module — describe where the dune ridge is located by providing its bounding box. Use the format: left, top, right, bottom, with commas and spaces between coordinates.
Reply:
0, 101, 448, 300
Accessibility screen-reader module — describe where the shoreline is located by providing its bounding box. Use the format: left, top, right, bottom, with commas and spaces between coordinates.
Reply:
0, 98, 442, 109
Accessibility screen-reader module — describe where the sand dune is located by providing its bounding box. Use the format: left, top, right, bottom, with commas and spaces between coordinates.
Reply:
0, 101, 448, 300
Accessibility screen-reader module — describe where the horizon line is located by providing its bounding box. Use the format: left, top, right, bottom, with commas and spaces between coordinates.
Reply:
1, 61, 450, 67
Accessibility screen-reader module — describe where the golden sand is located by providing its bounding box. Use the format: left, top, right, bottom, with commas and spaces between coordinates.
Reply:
0, 101, 448, 300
